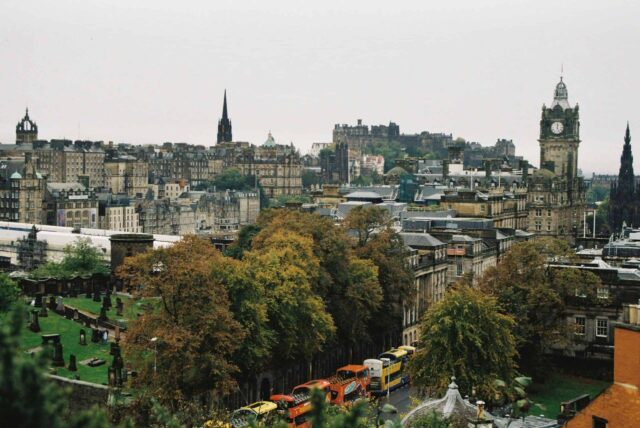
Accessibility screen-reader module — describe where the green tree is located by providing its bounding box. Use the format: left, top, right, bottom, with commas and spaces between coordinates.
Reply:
354, 228, 414, 345
213, 168, 253, 191
251, 210, 382, 350
410, 286, 517, 399
243, 230, 335, 363
31, 238, 109, 279
479, 238, 602, 379
117, 235, 245, 407
0, 273, 20, 312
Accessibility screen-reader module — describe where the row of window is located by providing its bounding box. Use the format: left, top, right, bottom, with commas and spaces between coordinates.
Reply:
574, 316, 609, 338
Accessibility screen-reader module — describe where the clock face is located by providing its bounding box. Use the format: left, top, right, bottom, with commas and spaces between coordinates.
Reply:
551, 121, 564, 135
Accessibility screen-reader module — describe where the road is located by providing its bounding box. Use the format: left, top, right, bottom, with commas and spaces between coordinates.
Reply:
376, 384, 420, 422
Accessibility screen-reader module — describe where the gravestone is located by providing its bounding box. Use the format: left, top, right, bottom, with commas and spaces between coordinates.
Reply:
98, 306, 107, 322
122, 367, 128, 383
73, 309, 80, 321
110, 342, 121, 356
29, 310, 41, 333
108, 366, 116, 387
38, 305, 48, 318
115, 298, 123, 316
93, 289, 101, 302
48, 296, 56, 310
55, 296, 65, 314
102, 295, 112, 310
68, 354, 77, 372
79, 329, 87, 346
64, 308, 74, 320
84, 317, 93, 328
34, 294, 43, 308
42, 333, 61, 346
91, 328, 101, 343
52, 342, 65, 367
88, 358, 105, 367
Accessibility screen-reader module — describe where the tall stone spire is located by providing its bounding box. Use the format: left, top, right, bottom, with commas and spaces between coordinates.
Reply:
217, 90, 233, 143
610, 123, 639, 230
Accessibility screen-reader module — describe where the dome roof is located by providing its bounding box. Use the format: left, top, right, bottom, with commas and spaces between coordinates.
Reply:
263, 132, 277, 147
387, 166, 408, 176
10, 171, 22, 179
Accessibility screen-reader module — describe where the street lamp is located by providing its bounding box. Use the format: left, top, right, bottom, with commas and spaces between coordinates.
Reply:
150, 337, 158, 374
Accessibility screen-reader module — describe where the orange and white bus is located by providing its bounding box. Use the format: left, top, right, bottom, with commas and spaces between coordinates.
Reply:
328, 365, 370, 406
270, 394, 312, 428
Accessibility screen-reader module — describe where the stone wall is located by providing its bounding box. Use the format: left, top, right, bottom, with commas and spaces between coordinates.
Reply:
48, 374, 110, 415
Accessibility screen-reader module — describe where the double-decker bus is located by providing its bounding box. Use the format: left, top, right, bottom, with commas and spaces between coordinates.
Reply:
229, 401, 278, 428
270, 393, 312, 428
328, 364, 370, 406
364, 348, 410, 396
398, 345, 416, 358
291, 379, 331, 402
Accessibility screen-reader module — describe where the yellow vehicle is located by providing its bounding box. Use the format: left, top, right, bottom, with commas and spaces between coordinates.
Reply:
398, 345, 416, 358
364, 348, 410, 396
230, 401, 278, 428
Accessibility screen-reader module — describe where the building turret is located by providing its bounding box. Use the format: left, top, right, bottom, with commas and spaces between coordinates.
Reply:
610, 123, 640, 231
16, 108, 38, 145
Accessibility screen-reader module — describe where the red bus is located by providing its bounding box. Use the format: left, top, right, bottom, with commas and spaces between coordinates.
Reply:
270, 394, 312, 428
291, 379, 331, 403
328, 365, 370, 406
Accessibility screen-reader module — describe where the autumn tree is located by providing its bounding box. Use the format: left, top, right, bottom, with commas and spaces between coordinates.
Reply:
478, 238, 602, 379
342, 205, 391, 247
117, 235, 245, 407
410, 286, 517, 399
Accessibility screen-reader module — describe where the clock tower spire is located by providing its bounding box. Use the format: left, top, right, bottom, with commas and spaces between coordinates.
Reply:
539, 77, 580, 178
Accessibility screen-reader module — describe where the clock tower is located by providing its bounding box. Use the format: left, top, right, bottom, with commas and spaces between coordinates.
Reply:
538, 77, 580, 179
528, 77, 586, 241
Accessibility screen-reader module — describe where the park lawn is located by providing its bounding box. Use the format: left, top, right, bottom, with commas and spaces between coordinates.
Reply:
528, 373, 609, 418
18, 309, 112, 385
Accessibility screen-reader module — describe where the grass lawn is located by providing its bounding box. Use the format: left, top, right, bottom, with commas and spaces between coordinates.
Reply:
13, 307, 112, 385
528, 373, 609, 418
64, 294, 154, 324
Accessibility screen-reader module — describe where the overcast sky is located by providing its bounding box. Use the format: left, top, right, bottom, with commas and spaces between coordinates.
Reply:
1, 0, 639, 175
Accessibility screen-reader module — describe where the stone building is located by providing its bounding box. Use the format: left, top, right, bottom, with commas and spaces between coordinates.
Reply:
98, 194, 141, 233
44, 182, 98, 228
104, 156, 149, 197
400, 233, 448, 346
136, 199, 196, 235
187, 190, 260, 232
440, 188, 528, 230
230, 133, 302, 198
609, 124, 640, 231
527, 78, 586, 240
320, 142, 349, 183
0, 154, 45, 224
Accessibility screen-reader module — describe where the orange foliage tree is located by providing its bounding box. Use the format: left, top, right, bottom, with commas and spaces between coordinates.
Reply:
117, 235, 245, 406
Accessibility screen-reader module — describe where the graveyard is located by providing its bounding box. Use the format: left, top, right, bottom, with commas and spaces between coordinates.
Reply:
16, 305, 112, 384
10, 291, 148, 386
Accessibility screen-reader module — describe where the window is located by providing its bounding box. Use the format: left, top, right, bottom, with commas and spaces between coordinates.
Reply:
547, 209, 552, 216
592, 416, 608, 428
535, 209, 542, 216
574, 316, 586, 335
456, 259, 463, 276
597, 287, 609, 299
547, 222, 552, 232
596, 318, 608, 338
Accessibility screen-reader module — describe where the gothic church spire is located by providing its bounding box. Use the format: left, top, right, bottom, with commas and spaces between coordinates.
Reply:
217, 90, 233, 144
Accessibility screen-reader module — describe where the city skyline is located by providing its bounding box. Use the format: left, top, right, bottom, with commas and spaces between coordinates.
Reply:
2, 0, 639, 175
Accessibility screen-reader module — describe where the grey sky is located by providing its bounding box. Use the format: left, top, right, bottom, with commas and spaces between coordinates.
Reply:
1, 0, 638, 175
